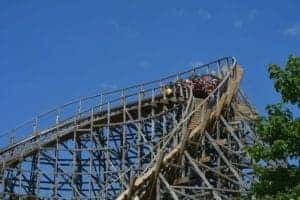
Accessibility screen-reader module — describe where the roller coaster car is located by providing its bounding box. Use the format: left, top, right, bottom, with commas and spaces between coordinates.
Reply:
188, 74, 220, 98
164, 74, 220, 99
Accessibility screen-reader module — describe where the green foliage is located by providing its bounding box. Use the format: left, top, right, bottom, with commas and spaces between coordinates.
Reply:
268, 55, 300, 106
247, 55, 300, 199
250, 166, 300, 199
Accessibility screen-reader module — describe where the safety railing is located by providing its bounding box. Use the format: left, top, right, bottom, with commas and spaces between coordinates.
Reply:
0, 57, 236, 150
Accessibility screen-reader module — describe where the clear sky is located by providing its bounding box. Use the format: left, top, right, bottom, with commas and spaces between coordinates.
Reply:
1, 0, 300, 133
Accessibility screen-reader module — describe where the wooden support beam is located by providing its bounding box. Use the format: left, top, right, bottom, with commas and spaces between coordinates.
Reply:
184, 151, 222, 200
159, 173, 179, 200
204, 131, 245, 189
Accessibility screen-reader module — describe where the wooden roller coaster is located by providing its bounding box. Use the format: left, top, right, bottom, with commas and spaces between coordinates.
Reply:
0, 57, 257, 199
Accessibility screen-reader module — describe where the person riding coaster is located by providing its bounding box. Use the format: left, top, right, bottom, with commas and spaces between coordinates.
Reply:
188, 74, 220, 98
164, 74, 221, 99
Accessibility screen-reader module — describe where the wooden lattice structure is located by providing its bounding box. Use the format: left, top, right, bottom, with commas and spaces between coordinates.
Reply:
0, 57, 257, 199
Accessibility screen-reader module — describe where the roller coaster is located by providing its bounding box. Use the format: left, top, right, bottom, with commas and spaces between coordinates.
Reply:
0, 57, 258, 199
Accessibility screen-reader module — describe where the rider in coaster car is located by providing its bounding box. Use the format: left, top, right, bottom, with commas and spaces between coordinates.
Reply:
164, 74, 220, 99
188, 74, 220, 98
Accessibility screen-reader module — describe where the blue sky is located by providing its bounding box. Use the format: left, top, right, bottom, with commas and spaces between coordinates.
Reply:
1, 0, 300, 133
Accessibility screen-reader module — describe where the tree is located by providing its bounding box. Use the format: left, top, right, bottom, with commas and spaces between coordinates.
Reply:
247, 55, 300, 199
269, 55, 300, 106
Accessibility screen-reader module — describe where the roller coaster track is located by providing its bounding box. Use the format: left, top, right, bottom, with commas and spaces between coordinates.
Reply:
0, 57, 258, 199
